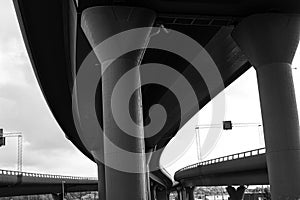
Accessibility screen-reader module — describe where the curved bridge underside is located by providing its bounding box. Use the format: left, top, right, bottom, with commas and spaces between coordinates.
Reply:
13, 0, 300, 196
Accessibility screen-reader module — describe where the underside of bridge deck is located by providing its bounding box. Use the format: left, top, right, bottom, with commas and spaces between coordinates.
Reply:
13, 0, 300, 199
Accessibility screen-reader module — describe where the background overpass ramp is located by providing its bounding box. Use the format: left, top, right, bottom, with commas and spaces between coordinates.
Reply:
0, 169, 97, 197
174, 148, 268, 187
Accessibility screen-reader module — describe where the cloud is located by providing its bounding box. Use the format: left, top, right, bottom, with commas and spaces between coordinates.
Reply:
0, 1, 21, 43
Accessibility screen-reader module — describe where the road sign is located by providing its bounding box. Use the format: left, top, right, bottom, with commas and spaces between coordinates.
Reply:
0, 129, 5, 147
223, 121, 232, 130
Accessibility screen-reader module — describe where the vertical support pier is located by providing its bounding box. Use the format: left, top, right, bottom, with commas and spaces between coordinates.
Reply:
233, 14, 300, 199
186, 187, 195, 200
226, 186, 246, 200
52, 193, 64, 200
97, 162, 106, 200
157, 189, 169, 200
81, 6, 156, 200
177, 188, 183, 200
181, 188, 187, 200
151, 184, 158, 200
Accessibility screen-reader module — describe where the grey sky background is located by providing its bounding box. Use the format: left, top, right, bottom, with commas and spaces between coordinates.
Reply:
0, 1, 97, 177
1, 0, 300, 178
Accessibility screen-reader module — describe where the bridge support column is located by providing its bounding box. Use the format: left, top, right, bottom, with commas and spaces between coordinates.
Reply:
52, 193, 64, 200
150, 184, 158, 200
233, 14, 300, 199
182, 188, 187, 200
81, 6, 156, 200
178, 187, 192, 200
226, 186, 246, 200
97, 162, 106, 200
186, 187, 195, 200
157, 189, 169, 200
177, 188, 183, 200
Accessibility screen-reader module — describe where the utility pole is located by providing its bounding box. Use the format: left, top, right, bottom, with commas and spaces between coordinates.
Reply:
0, 128, 23, 172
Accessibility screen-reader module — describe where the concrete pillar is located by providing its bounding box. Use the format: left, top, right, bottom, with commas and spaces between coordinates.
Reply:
177, 189, 183, 200
151, 184, 158, 200
226, 186, 246, 200
186, 187, 195, 200
52, 193, 64, 200
81, 6, 156, 200
182, 188, 187, 200
157, 189, 169, 200
232, 14, 300, 199
147, 152, 154, 200
97, 162, 106, 200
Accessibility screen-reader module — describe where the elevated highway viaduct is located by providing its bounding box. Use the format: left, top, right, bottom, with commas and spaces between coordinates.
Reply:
0, 169, 97, 197
13, 0, 300, 199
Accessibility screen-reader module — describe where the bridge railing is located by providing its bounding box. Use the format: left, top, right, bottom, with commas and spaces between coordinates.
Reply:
178, 148, 266, 172
0, 169, 97, 180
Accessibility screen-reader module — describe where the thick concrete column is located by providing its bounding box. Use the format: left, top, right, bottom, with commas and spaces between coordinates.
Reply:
232, 14, 300, 199
81, 6, 156, 200
226, 186, 246, 200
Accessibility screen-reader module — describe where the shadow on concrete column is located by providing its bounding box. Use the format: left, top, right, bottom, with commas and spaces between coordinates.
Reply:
81, 6, 156, 200
232, 13, 300, 199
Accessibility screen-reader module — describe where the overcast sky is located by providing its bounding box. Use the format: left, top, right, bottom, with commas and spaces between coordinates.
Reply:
1, 0, 300, 178
0, 1, 97, 177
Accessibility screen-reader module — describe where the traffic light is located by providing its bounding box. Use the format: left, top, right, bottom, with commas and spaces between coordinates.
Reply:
0, 128, 5, 147
223, 121, 232, 130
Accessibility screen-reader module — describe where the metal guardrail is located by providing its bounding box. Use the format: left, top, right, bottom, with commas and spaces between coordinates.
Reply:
178, 148, 266, 172
0, 169, 97, 181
